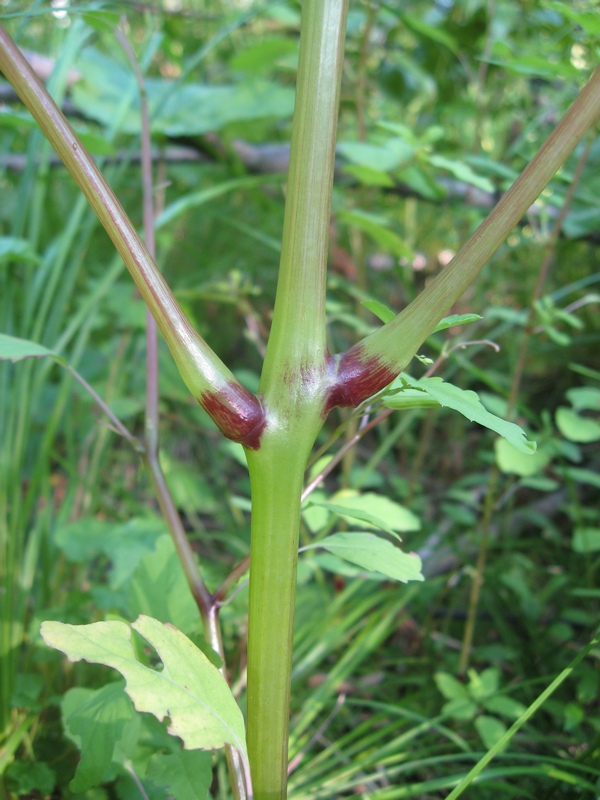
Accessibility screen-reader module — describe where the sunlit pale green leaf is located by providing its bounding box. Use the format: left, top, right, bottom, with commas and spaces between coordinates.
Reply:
435, 672, 470, 702
566, 387, 600, 412
337, 139, 413, 172
41, 616, 248, 759
303, 532, 423, 583
323, 491, 421, 533
495, 439, 551, 476
556, 407, 600, 443
342, 164, 395, 187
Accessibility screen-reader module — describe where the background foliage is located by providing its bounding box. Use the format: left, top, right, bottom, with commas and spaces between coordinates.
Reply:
1, 0, 599, 797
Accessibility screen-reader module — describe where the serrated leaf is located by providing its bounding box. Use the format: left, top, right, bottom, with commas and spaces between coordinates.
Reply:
147, 750, 213, 800
0, 334, 66, 366
385, 375, 535, 453
303, 532, 423, 583
61, 682, 137, 792
41, 616, 248, 761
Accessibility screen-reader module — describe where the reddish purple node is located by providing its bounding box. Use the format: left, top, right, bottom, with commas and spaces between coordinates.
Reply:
200, 382, 267, 450
325, 346, 397, 412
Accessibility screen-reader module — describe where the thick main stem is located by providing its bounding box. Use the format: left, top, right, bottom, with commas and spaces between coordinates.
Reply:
245, 439, 308, 800
245, 2, 348, 797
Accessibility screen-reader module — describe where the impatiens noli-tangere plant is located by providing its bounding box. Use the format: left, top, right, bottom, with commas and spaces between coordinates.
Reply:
1, 2, 600, 799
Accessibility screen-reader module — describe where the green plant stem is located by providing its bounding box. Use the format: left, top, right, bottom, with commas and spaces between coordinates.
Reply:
245, 2, 348, 797
349, 66, 600, 387
0, 25, 262, 441
458, 134, 594, 675
119, 29, 248, 796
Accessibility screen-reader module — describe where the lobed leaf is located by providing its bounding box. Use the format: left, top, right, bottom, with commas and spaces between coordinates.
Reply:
41, 615, 248, 761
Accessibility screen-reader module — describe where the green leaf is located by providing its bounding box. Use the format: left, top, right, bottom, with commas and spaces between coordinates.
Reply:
147, 750, 213, 800
0, 237, 41, 266
53, 517, 166, 589
303, 532, 424, 583
495, 439, 551, 476
556, 407, 600, 443
362, 299, 396, 323
427, 155, 494, 193
342, 164, 395, 187
572, 528, 600, 554
432, 313, 482, 333
400, 14, 459, 54
338, 209, 413, 259
128, 535, 200, 635
317, 491, 421, 534
41, 615, 248, 760
72, 48, 295, 137
566, 387, 600, 413
385, 375, 536, 453
229, 37, 299, 74
544, 2, 600, 36
0, 334, 65, 366
475, 715, 507, 750
484, 695, 527, 720
61, 682, 137, 792
5, 762, 55, 796
435, 672, 470, 702
156, 176, 280, 230
468, 667, 499, 701
337, 139, 414, 172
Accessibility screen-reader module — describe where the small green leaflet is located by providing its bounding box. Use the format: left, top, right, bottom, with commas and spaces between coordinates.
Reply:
147, 750, 213, 800
302, 532, 424, 583
383, 374, 536, 454
361, 301, 481, 332
0, 334, 65, 365
41, 615, 248, 763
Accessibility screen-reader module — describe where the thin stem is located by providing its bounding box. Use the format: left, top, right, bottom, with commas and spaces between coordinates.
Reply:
0, 24, 264, 446
117, 29, 248, 796
332, 67, 600, 405
458, 133, 592, 675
